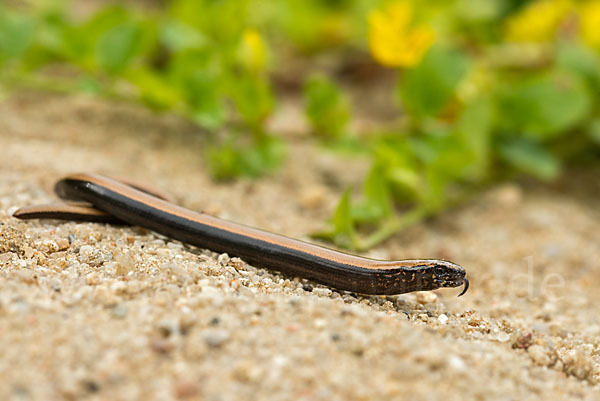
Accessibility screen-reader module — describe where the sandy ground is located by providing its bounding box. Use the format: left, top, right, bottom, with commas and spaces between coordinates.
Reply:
0, 91, 599, 401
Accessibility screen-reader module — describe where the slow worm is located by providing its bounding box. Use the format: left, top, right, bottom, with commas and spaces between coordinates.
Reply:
13, 173, 469, 296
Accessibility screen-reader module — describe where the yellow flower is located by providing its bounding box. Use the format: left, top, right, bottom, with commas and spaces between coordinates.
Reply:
505, 0, 572, 42
239, 29, 267, 73
367, 1, 435, 68
579, 1, 600, 48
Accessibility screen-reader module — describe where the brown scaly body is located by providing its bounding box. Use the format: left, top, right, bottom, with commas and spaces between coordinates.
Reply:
13, 173, 469, 296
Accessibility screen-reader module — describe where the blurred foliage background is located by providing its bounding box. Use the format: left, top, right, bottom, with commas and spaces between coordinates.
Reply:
1, 0, 599, 249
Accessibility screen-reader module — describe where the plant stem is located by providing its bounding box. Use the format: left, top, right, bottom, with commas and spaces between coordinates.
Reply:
357, 207, 428, 251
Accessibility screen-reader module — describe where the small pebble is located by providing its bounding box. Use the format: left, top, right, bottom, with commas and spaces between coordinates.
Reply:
78, 245, 95, 260
312, 287, 332, 297
448, 355, 466, 371
314, 318, 327, 328
492, 332, 510, 343
513, 333, 534, 349
416, 292, 437, 304
23, 247, 34, 259
492, 184, 522, 208
94, 286, 117, 306
55, 238, 69, 251
299, 185, 328, 210
86, 272, 100, 286
110, 281, 127, 294
204, 330, 230, 348
528, 345, 551, 366
111, 303, 128, 319
115, 251, 135, 275
156, 248, 171, 258
151, 339, 174, 354
417, 313, 429, 322
174, 378, 199, 400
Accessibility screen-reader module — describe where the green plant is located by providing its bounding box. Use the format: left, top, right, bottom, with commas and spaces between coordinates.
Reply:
316, 0, 600, 250
303, 75, 351, 140
0, 0, 283, 179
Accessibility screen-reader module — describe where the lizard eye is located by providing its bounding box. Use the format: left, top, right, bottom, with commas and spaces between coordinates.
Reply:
434, 266, 446, 276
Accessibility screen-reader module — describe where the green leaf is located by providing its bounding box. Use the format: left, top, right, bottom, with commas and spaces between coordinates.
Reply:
303, 75, 350, 139
239, 136, 286, 176
71, 6, 130, 68
499, 139, 560, 180
352, 164, 393, 222
125, 67, 181, 109
497, 70, 592, 140
331, 188, 356, 242
422, 163, 450, 211
414, 134, 475, 209
587, 118, 600, 146
373, 137, 420, 202
398, 45, 470, 117
556, 42, 600, 89
170, 50, 226, 130
96, 21, 143, 73
205, 141, 241, 180
456, 95, 493, 178
205, 135, 285, 180
0, 12, 35, 61
30, 10, 91, 66
453, 0, 504, 23
311, 188, 357, 249
32, 11, 71, 56
77, 76, 102, 94
167, 0, 248, 45
159, 19, 207, 52
229, 73, 274, 132
387, 165, 420, 200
